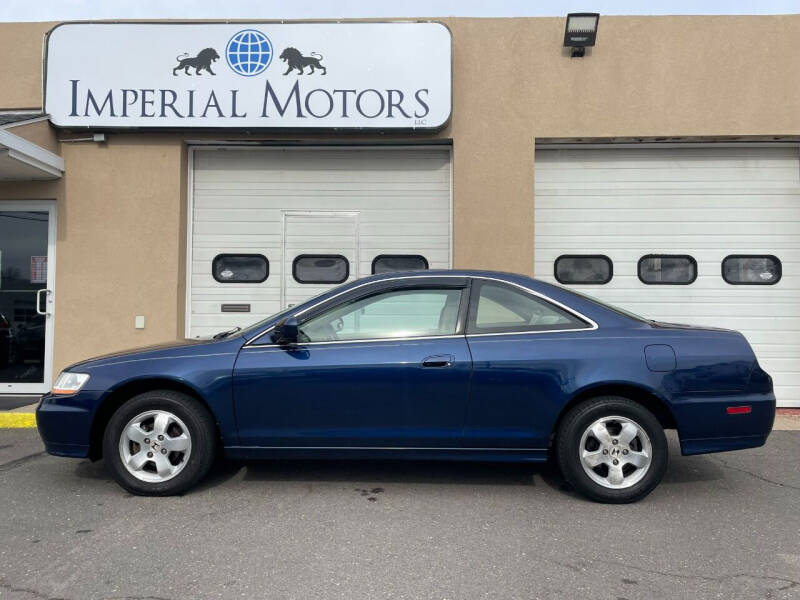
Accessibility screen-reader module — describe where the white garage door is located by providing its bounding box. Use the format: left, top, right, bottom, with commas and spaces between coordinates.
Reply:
188, 146, 451, 339
534, 145, 800, 407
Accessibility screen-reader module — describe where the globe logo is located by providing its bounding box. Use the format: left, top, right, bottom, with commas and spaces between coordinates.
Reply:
226, 29, 273, 76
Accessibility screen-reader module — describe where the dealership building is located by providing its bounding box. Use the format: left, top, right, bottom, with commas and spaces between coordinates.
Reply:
0, 16, 798, 406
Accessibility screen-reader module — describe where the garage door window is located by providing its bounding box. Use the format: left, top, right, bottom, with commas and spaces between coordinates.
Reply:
467, 281, 589, 334
293, 255, 349, 284
371, 255, 429, 274
638, 255, 697, 285
212, 254, 268, 283
554, 255, 613, 285
722, 255, 782, 285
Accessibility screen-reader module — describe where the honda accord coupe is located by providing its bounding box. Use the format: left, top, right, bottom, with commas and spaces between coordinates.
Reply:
36, 270, 775, 502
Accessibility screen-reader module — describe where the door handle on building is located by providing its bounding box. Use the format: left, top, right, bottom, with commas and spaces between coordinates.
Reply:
36, 289, 52, 316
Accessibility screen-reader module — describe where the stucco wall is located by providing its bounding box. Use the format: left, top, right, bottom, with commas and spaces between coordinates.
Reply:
0, 137, 183, 374
1, 15, 800, 372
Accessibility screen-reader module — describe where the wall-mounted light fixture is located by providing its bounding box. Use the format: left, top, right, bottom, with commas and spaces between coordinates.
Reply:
564, 13, 600, 58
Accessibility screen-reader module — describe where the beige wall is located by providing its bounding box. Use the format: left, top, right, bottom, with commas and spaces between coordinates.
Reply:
1, 15, 800, 372
6, 120, 61, 154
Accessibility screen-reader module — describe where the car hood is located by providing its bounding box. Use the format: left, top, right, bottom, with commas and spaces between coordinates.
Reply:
63, 337, 242, 371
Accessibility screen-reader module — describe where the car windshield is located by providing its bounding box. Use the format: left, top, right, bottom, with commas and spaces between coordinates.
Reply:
554, 285, 651, 323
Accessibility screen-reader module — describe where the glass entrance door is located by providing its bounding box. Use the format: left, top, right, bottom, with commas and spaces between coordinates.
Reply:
0, 202, 56, 395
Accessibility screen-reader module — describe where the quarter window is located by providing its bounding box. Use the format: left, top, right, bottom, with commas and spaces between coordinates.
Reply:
722, 255, 781, 285
638, 255, 697, 285
298, 288, 463, 342
371, 255, 429, 274
293, 255, 349, 284
554, 255, 613, 285
212, 254, 268, 283
467, 281, 589, 334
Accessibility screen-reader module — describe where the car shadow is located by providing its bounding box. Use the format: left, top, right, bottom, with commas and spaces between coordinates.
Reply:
192, 456, 573, 496
73, 435, 726, 498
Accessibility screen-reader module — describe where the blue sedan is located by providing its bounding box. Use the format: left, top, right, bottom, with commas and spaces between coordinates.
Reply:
37, 270, 775, 502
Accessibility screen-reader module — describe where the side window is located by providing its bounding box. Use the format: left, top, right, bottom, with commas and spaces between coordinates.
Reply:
638, 255, 697, 285
212, 254, 268, 283
293, 255, 349, 284
467, 281, 588, 334
371, 255, 429, 274
299, 288, 464, 343
554, 255, 613, 285
722, 255, 781, 285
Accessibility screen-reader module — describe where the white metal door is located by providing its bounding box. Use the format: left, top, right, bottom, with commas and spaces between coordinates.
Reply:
534, 145, 800, 407
187, 146, 452, 339
282, 211, 359, 309
0, 200, 57, 395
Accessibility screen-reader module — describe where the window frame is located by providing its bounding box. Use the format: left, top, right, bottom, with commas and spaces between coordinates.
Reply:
291, 282, 471, 344
553, 254, 613, 285
721, 254, 782, 286
637, 254, 698, 286
292, 254, 350, 285
371, 254, 429, 275
212, 253, 269, 284
466, 279, 591, 335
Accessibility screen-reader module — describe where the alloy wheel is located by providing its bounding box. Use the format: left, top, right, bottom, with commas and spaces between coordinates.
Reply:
118, 410, 192, 483
578, 415, 652, 489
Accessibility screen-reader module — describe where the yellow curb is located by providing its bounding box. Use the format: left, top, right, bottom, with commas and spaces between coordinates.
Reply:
0, 412, 37, 428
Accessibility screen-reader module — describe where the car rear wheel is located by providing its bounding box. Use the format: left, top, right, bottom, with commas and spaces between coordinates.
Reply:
556, 396, 668, 503
103, 390, 216, 496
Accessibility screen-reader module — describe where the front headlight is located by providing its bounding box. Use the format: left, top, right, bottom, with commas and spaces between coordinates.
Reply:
52, 372, 91, 395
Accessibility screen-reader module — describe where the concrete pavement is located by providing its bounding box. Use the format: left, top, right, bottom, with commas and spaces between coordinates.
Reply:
0, 428, 798, 600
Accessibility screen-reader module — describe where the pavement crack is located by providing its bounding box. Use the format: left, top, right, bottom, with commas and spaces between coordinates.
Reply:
0, 451, 47, 472
0, 580, 70, 600
710, 456, 800, 491
589, 558, 800, 590
105, 596, 173, 600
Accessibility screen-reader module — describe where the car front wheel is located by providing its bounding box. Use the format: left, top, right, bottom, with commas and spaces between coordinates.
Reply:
103, 390, 216, 496
556, 396, 668, 503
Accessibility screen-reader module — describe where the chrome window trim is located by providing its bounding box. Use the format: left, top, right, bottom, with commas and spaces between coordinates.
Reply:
243, 274, 598, 348
245, 334, 466, 350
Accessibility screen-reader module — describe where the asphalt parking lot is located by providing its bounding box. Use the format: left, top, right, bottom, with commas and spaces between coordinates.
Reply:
0, 429, 798, 600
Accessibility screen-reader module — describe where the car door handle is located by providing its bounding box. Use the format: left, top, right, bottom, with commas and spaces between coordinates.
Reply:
422, 354, 454, 368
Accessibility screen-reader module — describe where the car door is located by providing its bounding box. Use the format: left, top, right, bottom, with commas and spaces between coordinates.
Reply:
463, 279, 594, 449
232, 278, 472, 447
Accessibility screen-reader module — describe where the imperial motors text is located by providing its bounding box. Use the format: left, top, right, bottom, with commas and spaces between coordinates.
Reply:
68, 80, 431, 121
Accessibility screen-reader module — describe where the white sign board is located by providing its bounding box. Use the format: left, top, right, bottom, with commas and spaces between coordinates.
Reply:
45, 22, 452, 130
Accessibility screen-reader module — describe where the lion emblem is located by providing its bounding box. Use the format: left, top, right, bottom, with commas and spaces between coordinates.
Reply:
173, 48, 220, 76
279, 47, 327, 75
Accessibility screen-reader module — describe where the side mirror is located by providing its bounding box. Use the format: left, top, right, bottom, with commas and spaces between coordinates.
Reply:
272, 316, 299, 346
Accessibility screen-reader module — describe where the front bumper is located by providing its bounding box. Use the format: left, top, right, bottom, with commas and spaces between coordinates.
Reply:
673, 392, 776, 456
36, 390, 105, 458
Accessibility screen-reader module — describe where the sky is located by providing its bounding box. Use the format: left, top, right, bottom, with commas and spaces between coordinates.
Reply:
3, 0, 799, 22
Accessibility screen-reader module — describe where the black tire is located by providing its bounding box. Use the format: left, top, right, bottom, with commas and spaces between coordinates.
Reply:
103, 390, 217, 496
556, 396, 668, 503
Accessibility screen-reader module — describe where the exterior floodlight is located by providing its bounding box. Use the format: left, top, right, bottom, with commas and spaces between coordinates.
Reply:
564, 13, 599, 57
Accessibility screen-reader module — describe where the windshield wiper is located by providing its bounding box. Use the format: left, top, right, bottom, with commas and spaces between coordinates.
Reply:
213, 326, 242, 340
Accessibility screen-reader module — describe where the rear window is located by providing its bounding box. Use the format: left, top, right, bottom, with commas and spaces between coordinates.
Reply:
554, 255, 613, 285
212, 254, 268, 283
293, 255, 349, 284
722, 255, 781, 285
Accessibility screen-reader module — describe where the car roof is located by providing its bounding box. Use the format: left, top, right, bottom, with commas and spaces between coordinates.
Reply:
240, 269, 643, 341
